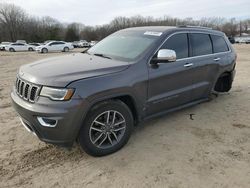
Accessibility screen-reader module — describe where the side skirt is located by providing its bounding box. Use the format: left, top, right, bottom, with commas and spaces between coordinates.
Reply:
141, 98, 209, 122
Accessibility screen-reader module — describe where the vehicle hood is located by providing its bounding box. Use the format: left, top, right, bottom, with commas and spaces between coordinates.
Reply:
18, 53, 130, 87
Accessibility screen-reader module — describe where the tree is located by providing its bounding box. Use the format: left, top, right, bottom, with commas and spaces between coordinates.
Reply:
0, 3, 27, 41
65, 23, 80, 41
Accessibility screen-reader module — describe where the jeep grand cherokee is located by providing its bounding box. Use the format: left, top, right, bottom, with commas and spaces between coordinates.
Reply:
11, 26, 236, 156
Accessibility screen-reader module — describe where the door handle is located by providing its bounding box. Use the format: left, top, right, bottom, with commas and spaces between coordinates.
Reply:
213, 58, 220, 61
184, 63, 193, 67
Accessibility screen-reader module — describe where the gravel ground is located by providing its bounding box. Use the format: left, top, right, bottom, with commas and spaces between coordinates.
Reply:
0, 45, 250, 188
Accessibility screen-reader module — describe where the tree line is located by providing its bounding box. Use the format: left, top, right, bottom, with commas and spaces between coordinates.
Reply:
0, 3, 250, 43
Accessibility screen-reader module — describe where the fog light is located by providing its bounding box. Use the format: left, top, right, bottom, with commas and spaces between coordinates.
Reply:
37, 117, 58, 127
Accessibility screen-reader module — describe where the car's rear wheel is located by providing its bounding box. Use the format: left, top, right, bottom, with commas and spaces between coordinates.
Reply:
78, 100, 134, 156
28, 47, 33, 51
9, 48, 15, 52
42, 48, 48, 53
63, 47, 69, 52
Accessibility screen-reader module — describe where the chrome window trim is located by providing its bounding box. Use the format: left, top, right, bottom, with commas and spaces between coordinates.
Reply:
148, 31, 231, 64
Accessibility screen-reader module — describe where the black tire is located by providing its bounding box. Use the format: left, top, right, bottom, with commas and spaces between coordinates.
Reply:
42, 48, 48, 53
9, 48, 15, 52
63, 47, 69, 52
28, 47, 33, 51
78, 100, 134, 156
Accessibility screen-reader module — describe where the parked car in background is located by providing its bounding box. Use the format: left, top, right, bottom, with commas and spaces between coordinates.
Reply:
29, 43, 42, 47
44, 40, 54, 44
246, 38, 250, 44
72, 41, 80, 48
0, 42, 11, 50
5, 43, 35, 52
36, 41, 74, 53
228, 36, 235, 44
79, 40, 90, 48
90, 41, 98, 47
11, 26, 236, 156
16, 40, 27, 44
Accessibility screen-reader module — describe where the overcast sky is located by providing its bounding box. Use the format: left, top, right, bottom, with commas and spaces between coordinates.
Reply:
1, 0, 250, 25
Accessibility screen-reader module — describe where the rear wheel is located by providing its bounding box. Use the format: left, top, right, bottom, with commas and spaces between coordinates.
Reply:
28, 47, 33, 51
78, 100, 134, 156
42, 48, 48, 53
214, 73, 232, 92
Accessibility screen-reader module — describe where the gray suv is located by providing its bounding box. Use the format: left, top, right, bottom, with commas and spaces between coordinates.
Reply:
11, 26, 236, 156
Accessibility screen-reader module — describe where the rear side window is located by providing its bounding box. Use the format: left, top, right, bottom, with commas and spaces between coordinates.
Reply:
190, 33, 212, 56
211, 35, 229, 53
161, 33, 188, 59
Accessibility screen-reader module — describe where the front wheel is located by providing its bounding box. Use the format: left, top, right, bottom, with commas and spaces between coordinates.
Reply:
78, 100, 134, 156
9, 48, 15, 52
63, 47, 69, 52
42, 48, 48, 53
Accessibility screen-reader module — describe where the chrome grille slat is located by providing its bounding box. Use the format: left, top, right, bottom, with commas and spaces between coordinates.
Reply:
15, 77, 40, 103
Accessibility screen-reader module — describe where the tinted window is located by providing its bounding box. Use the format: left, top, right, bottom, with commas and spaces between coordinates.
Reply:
211, 35, 229, 53
190, 33, 212, 56
57, 42, 65, 44
161, 33, 188, 59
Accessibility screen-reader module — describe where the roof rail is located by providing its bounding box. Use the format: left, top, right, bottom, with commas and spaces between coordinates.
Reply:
177, 25, 213, 30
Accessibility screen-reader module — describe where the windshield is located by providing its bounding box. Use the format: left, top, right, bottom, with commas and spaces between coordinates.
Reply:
88, 30, 161, 61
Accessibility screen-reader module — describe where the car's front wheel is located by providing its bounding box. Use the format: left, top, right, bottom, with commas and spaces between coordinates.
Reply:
9, 48, 15, 52
42, 48, 48, 53
63, 47, 69, 52
78, 100, 134, 156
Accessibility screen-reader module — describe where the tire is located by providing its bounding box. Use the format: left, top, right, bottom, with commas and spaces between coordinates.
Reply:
9, 48, 15, 52
28, 47, 33, 51
214, 73, 232, 92
63, 47, 69, 52
42, 48, 48, 53
78, 100, 134, 156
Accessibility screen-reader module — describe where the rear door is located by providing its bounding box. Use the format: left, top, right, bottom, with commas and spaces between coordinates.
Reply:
57, 42, 65, 51
188, 33, 226, 100
147, 33, 194, 115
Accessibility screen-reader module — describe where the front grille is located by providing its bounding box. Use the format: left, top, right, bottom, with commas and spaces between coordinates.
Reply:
15, 77, 40, 102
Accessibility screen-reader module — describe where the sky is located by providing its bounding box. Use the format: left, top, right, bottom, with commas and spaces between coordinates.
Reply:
1, 0, 250, 25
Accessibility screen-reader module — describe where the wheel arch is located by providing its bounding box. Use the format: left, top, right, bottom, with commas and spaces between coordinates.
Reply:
214, 71, 234, 92
86, 94, 140, 124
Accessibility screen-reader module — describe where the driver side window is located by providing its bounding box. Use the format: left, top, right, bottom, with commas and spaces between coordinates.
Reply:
161, 33, 189, 59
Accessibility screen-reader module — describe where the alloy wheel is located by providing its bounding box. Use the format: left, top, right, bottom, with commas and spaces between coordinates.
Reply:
89, 110, 126, 149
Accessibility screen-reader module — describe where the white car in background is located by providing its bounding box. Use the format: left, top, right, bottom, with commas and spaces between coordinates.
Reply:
5, 43, 35, 52
90, 41, 98, 47
79, 40, 90, 47
36, 41, 74, 53
16, 40, 27, 44
0, 42, 11, 50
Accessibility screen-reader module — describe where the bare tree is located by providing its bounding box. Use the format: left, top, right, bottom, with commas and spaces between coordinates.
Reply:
0, 3, 27, 41
0, 2, 249, 42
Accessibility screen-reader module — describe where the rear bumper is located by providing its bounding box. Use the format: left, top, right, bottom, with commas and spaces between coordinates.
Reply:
11, 90, 89, 148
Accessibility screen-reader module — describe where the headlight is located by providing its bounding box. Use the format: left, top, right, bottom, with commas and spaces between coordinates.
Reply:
40, 86, 74, 101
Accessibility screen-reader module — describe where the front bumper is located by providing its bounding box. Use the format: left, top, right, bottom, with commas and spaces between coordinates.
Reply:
11, 90, 89, 147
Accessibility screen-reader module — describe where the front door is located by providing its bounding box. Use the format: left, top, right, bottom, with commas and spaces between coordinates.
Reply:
146, 33, 194, 115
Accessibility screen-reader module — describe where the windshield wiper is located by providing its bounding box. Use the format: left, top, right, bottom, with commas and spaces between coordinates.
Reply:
93, 53, 112, 59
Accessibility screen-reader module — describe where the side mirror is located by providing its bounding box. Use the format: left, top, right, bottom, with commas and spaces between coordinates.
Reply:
151, 49, 176, 64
